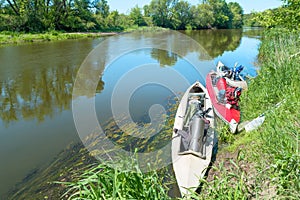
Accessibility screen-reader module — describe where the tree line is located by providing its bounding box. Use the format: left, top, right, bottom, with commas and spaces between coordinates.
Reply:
0, 0, 243, 32
243, 0, 299, 30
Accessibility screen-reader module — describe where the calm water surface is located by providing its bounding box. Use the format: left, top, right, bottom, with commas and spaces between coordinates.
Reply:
0, 29, 262, 196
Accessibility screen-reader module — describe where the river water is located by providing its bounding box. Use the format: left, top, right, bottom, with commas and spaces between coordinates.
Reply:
0, 28, 262, 197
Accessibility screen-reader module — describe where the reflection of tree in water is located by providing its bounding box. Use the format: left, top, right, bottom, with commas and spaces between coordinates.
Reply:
0, 65, 105, 125
0, 38, 107, 125
72, 60, 106, 98
183, 29, 243, 58
151, 49, 178, 67
242, 28, 263, 39
0, 30, 241, 125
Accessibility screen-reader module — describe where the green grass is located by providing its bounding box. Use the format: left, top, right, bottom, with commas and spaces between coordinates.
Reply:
0, 27, 168, 46
238, 29, 300, 199
59, 156, 172, 200
0, 31, 113, 45
190, 160, 255, 199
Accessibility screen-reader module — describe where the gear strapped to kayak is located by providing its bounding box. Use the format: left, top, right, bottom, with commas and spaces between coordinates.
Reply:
177, 92, 211, 158
225, 86, 242, 107
172, 81, 216, 196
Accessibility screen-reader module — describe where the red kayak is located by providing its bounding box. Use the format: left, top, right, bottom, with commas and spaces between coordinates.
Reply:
206, 70, 242, 133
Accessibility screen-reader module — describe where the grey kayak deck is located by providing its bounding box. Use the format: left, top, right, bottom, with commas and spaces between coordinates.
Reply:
172, 81, 215, 197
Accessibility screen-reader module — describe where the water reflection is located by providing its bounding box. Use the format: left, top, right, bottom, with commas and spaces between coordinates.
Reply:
243, 27, 264, 39
0, 29, 261, 196
0, 39, 105, 126
0, 38, 104, 196
151, 49, 178, 67
0, 30, 246, 125
183, 29, 243, 57
1, 67, 72, 124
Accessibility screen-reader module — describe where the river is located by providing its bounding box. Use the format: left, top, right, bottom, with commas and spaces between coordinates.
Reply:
0, 28, 262, 197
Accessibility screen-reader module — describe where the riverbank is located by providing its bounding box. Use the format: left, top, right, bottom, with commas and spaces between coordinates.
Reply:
0, 27, 167, 46
196, 28, 299, 199
58, 28, 298, 199
0, 31, 116, 45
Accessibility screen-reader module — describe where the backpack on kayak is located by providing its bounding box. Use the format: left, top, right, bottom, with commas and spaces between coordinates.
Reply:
225, 87, 242, 107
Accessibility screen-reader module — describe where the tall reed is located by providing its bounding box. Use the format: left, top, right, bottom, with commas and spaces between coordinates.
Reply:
240, 28, 300, 199
60, 157, 172, 200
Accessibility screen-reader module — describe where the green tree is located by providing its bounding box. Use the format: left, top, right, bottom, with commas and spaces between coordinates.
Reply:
191, 3, 215, 29
143, 4, 150, 17
243, 13, 260, 27
250, 0, 299, 30
4, 0, 48, 31
278, 0, 299, 29
2, 0, 100, 32
228, 2, 243, 28
106, 10, 127, 30
253, 9, 278, 28
129, 5, 146, 26
5, 0, 20, 16
208, 0, 232, 28
172, 0, 192, 30
94, 0, 109, 18
148, 0, 178, 28
117, 13, 133, 29
93, 0, 110, 30
143, 5, 153, 26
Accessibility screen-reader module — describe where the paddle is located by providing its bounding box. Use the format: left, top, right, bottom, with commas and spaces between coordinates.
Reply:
237, 99, 286, 132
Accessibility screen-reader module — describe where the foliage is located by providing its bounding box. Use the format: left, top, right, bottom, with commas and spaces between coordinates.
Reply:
248, 0, 300, 30
191, 159, 254, 199
240, 29, 300, 198
171, 0, 192, 30
145, 0, 243, 30
191, 3, 215, 29
60, 156, 172, 200
214, 117, 235, 144
209, 0, 232, 28
129, 5, 146, 26
228, 2, 243, 28
94, 0, 109, 18
147, 0, 177, 28
0, 0, 244, 33
243, 13, 261, 27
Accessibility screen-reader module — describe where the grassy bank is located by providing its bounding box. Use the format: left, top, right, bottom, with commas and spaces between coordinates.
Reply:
59, 158, 172, 199
238, 29, 299, 198
194, 29, 299, 199
7, 29, 299, 199
0, 27, 167, 46
0, 31, 114, 45
61, 29, 299, 199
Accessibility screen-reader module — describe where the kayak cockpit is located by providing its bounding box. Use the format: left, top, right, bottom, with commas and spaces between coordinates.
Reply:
175, 87, 210, 159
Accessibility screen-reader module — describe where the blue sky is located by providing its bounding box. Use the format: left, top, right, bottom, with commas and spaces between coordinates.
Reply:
107, 0, 283, 14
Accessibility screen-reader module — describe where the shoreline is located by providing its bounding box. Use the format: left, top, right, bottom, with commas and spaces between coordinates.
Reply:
0, 27, 168, 46
0, 31, 119, 46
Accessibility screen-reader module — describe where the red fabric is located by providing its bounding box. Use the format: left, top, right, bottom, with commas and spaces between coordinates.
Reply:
225, 87, 240, 105
206, 72, 240, 123
216, 77, 226, 91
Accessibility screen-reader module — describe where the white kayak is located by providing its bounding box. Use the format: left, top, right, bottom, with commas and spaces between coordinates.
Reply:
172, 81, 216, 197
